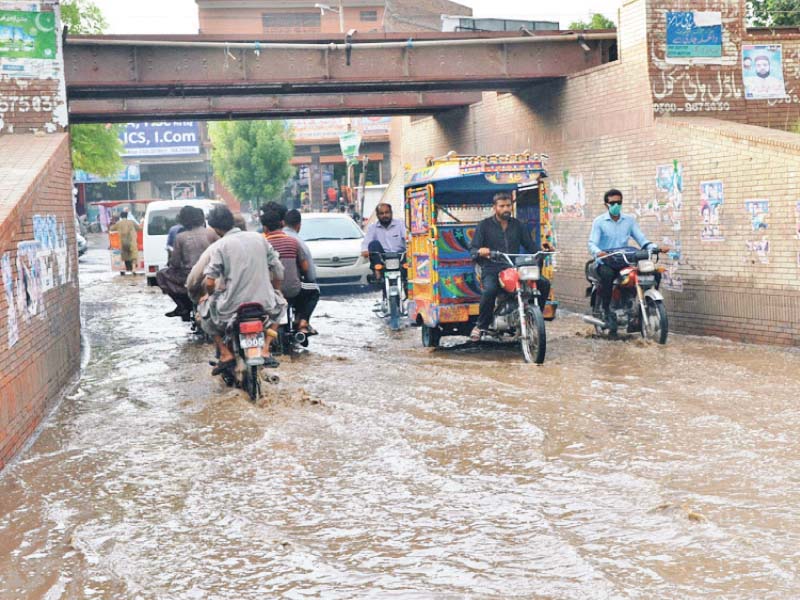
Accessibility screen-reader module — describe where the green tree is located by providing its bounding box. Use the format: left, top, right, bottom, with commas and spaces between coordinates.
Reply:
61, 0, 108, 34
569, 13, 616, 30
70, 124, 125, 178
209, 121, 295, 211
62, 0, 122, 178
748, 0, 800, 26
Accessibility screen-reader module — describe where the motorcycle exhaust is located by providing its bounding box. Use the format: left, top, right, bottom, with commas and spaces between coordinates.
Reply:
293, 331, 307, 345
582, 315, 607, 328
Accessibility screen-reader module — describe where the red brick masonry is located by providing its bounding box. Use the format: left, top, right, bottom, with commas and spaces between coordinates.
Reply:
0, 134, 80, 470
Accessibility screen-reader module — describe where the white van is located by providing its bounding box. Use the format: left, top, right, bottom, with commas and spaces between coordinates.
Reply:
143, 199, 225, 286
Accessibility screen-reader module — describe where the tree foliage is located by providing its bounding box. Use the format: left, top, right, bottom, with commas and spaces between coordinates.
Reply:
70, 124, 125, 178
568, 13, 616, 30
209, 121, 295, 211
61, 0, 108, 34
748, 0, 800, 27
63, 0, 121, 177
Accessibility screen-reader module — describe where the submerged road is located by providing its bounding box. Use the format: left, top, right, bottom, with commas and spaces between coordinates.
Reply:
1, 242, 800, 598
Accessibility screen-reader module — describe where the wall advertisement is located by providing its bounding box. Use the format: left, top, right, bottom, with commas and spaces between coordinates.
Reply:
0, 8, 57, 78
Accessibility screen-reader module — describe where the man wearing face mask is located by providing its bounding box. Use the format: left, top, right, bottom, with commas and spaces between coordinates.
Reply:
588, 189, 659, 326
469, 191, 552, 342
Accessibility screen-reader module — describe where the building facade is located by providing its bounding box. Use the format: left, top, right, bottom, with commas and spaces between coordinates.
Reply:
196, 0, 471, 35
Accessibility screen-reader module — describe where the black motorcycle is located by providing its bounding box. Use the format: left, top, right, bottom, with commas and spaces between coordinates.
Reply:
212, 302, 279, 402
372, 251, 407, 331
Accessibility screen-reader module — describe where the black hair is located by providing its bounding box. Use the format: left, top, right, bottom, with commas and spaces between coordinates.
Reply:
120, 210, 128, 218
604, 189, 623, 203
177, 205, 195, 229
493, 192, 513, 204
260, 205, 284, 232
207, 205, 234, 231
261, 201, 287, 221
285, 209, 302, 228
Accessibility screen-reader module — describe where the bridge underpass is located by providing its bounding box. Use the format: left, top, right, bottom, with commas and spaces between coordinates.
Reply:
63, 31, 616, 122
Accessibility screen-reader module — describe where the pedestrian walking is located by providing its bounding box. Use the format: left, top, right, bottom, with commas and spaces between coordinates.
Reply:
109, 210, 141, 274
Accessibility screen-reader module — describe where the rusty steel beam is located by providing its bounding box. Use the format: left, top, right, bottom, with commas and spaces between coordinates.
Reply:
67, 91, 485, 123
64, 34, 612, 101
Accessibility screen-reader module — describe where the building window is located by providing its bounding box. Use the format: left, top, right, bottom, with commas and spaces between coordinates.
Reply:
262, 12, 321, 32
360, 10, 378, 22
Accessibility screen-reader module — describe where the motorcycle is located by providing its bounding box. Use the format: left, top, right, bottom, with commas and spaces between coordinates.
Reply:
482, 251, 555, 364
372, 251, 407, 331
274, 302, 310, 356
212, 302, 279, 402
583, 247, 669, 344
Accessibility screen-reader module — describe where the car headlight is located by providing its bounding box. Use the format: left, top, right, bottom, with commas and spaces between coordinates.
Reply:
518, 265, 540, 281
638, 260, 655, 274
385, 258, 401, 270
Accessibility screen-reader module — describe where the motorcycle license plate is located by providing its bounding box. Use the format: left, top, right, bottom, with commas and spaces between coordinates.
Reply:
639, 275, 655, 285
240, 333, 265, 349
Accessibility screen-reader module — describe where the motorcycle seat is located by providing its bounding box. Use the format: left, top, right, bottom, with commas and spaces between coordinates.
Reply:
236, 302, 266, 320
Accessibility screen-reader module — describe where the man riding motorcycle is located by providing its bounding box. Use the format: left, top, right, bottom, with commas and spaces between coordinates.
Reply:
200, 205, 286, 372
469, 191, 552, 342
361, 203, 407, 283
588, 189, 664, 327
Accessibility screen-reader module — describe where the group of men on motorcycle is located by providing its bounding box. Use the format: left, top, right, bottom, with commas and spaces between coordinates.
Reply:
465, 188, 662, 342
155, 203, 320, 377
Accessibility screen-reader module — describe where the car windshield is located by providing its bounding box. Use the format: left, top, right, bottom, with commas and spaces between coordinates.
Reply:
300, 217, 363, 241
147, 208, 182, 236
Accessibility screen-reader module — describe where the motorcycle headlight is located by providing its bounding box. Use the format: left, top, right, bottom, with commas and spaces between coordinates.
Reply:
638, 260, 655, 274
385, 258, 401, 270
518, 265, 540, 281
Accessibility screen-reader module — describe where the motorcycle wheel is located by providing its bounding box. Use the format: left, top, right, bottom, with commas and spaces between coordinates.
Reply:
521, 305, 547, 364
421, 324, 441, 348
389, 294, 400, 330
244, 365, 261, 403
641, 299, 669, 345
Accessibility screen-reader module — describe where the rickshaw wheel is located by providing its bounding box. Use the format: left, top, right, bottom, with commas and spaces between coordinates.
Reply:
421, 324, 441, 348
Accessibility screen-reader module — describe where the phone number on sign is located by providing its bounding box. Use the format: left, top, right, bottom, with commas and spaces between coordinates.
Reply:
0, 95, 58, 113
654, 102, 731, 114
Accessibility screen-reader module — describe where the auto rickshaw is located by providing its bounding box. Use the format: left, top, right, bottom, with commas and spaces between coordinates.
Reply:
404, 152, 557, 361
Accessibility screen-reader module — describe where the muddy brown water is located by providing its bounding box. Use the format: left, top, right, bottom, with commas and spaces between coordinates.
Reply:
1, 243, 799, 599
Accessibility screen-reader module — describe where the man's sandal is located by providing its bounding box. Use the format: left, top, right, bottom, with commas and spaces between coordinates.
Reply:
469, 327, 483, 343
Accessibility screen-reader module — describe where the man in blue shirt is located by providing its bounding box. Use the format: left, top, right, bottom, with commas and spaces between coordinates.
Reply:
588, 189, 661, 322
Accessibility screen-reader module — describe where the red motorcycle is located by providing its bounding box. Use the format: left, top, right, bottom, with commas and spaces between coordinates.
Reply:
484, 251, 555, 364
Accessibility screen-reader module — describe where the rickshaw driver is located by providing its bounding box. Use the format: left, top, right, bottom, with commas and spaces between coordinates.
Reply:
469, 191, 552, 342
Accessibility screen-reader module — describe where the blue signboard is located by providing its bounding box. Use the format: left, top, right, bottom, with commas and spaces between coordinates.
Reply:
73, 164, 141, 184
666, 11, 722, 61
121, 122, 201, 157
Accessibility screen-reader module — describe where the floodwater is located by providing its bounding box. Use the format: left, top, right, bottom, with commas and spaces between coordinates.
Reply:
1, 240, 800, 599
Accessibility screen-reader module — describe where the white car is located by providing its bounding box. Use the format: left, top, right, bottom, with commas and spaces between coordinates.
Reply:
143, 199, 225, 286
299, 213, 371, 287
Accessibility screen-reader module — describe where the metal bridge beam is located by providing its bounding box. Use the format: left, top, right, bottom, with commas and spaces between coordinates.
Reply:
67, 91, 485, 123
64, 33, 613, 101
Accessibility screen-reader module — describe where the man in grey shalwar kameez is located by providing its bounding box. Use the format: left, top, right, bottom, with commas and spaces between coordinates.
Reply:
201, 206, 285, 369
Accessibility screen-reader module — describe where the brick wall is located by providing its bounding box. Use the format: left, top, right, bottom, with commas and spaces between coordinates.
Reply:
0, 3, 68, 135
0, 134, 80, 470
400, 0, 800, 345
647, 0, 800, 130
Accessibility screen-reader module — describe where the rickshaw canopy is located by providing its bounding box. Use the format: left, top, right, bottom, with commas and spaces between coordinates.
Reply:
404, 154, 547, 205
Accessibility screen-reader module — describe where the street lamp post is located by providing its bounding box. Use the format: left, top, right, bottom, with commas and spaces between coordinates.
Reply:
314, 2, 345, 33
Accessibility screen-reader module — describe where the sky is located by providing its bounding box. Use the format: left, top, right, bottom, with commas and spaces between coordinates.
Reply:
90, 0, 624, 35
